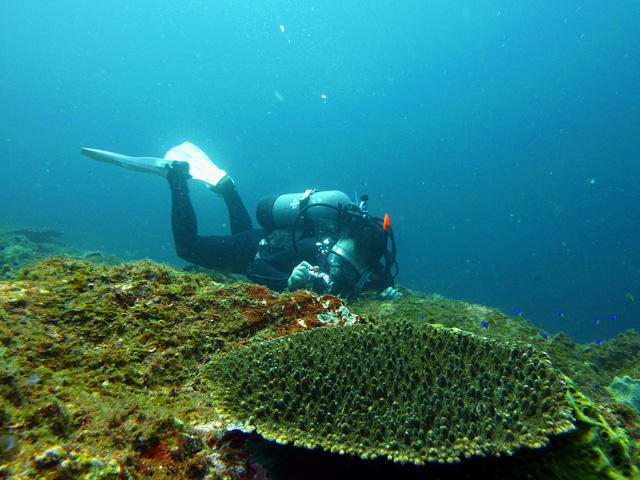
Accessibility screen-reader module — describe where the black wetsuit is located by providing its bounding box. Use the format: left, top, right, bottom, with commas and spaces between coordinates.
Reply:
168, 171, 393, 296
169, 172, 265, 272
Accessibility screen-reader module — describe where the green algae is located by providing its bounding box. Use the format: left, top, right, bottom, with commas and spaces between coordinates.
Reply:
0, 255, 363, 478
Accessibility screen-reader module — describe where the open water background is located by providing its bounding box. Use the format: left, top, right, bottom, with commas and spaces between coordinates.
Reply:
1, 1, 639, 343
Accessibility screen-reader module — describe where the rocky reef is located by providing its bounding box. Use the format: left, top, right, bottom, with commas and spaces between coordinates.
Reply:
0, 227, 639, 479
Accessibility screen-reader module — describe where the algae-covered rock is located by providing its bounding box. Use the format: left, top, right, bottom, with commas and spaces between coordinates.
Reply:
205, 320, 576, 465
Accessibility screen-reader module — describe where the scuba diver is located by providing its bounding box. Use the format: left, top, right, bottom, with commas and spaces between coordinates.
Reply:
81, 142, 401, 301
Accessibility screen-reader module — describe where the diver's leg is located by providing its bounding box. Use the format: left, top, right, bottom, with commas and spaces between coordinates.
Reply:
215, 176, 253, 235
181, 229, 265, 272
168, 164, 264, 271
168, 163, 199, 258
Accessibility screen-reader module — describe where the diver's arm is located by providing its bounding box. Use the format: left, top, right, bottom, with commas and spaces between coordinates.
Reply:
364, 262, 395, 294
246, 240, 320, 292
246, 256, 292, 291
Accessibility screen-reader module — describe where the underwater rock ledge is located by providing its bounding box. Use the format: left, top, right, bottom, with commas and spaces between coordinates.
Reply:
0, 255, 637, 479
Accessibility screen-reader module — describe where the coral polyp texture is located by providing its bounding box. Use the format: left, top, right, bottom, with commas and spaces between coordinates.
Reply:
206, 320, 576, 465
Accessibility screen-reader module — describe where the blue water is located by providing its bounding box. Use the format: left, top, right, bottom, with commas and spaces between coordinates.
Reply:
1, 1, 638, 344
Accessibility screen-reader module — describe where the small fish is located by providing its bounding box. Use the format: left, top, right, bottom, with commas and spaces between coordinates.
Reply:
481, 321, 489, 329
420, 314, 424, 320
514, 308, 522, 316
0, 246, 5, 250
596, 340, 602, 345
626, 293, 635, 302
11, 261, 18, 266
540, 332, 548, 339
558, 311, 564, 317
594, 318, 600, 325
610, 315, 617, 321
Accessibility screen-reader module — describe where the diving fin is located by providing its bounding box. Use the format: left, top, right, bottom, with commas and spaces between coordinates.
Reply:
81, 142, 227, 189
163, 142, 227, 188
81, 148, 171, 177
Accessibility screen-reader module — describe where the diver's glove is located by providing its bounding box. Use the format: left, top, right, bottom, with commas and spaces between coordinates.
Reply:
287, 261, 313, 290
380, 286, 403, 300
166, 161, 192, 185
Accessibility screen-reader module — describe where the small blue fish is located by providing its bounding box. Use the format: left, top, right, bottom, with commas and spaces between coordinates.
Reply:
514, 308, 522, 316
420, 314, 424, 321
481, 321, 489, 329
540, 332, 548, 339
558, 311, 564, 317
0, 246, 5, 250
596, 340, 602, 345
594, 318, 600, 325
610, 315, 617, 321
11, 262, 18, 266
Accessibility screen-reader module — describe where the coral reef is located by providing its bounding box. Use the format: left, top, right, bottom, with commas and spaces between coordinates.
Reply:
0, 230, 638, 478
353, 291, 640, 401
206, 321, 575, 465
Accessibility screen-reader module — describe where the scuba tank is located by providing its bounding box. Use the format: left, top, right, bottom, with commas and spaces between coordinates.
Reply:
256, 190, 351, 231
255, 189, 399, 282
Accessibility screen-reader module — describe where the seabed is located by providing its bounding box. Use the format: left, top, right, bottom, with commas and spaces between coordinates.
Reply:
0, 226, 639, 479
